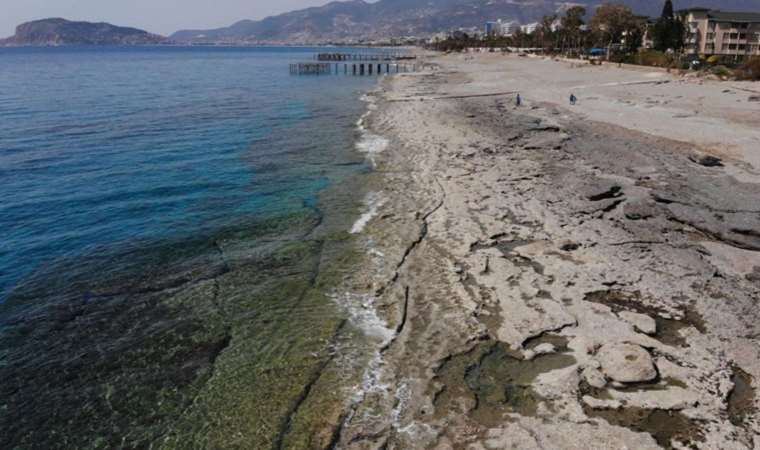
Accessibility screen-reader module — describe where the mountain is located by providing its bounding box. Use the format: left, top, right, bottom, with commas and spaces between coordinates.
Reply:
170, 0, 760, 44
0, 18, 168, 46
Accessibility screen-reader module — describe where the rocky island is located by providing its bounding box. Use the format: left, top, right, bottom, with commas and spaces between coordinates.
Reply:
0, 18, 168, 46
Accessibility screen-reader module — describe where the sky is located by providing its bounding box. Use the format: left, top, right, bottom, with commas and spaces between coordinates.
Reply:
0, 0, 334, 37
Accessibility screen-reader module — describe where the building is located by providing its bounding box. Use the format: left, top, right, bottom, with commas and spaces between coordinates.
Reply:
485, 21, 499, 37
640, 17, 658, 49
521, 22, 539, 34
429, 32, 449, 44
448, 28, 481, 40
500, 21, 521, 37
679, 8, 760, 58
485, 20, 521, 37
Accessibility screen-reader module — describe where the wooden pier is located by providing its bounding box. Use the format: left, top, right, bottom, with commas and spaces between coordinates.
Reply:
289, 63, 333, 75
315, 52, 417, 61
290, 61, 418, 76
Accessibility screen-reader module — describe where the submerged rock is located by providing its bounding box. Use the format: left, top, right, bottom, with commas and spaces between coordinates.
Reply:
597, 343, 657, 383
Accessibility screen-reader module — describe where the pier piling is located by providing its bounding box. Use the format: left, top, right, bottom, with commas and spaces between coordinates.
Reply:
291, 53, 419, 76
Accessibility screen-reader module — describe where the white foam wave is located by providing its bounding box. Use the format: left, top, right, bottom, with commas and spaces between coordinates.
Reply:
356, 133, 388, 154
332, 292, 394, 400
339, 292, 394, 344
355, 91, 387, 167
351, 192, 385, 234
356, 133, 388, 169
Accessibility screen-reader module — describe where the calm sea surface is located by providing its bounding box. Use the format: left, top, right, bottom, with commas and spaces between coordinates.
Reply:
0, 46, 376, 300
0, 46, 383, 448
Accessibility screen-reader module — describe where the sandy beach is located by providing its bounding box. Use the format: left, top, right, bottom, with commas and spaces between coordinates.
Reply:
336, 53, 760, 449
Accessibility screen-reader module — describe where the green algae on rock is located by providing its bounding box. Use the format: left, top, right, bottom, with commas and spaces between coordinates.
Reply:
433, 339, 576, 428
0, 210, 366, 450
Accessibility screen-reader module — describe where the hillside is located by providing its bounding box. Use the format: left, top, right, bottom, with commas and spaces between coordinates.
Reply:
170, 0, 760, 44
0, 18, 168, 46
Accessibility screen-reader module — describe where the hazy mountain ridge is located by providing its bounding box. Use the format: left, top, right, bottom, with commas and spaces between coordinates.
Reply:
4, 0, 760, 46
0, 18, 168, 46
170, 0, 760, 44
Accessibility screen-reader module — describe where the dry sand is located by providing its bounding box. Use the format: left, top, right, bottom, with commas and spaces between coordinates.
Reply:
335, 53, 760, 449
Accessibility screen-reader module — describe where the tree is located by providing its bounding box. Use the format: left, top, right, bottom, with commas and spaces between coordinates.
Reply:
562, 7, 586, 33
511, 28, 536, 49
560, 6, 586, 52
623, 20, 645, 53
590, 3, 641, 59
537, 15, 558, 51
653, 0, 686, 52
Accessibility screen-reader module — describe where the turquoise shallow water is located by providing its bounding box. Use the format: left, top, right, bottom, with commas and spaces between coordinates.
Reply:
0, 46, 377, 301
0, 46, 385, 448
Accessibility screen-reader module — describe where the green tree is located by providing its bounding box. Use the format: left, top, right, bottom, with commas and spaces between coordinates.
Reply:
537, 15, 558, 51
560, 6, 586, 52
653, 0, 686, 52
590, 3, 641, 59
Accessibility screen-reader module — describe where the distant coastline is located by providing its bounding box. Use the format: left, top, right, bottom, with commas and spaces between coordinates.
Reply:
0, 41, 414, 49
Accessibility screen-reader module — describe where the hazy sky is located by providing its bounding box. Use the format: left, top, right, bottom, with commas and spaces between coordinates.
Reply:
1, 0, 334, 37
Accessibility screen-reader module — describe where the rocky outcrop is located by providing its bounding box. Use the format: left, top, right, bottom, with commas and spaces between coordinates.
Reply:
0, 18, 168, 46
336, 53, 760, 448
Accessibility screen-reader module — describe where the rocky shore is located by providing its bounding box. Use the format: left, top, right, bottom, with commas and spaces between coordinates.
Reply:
336, 53, 760, 449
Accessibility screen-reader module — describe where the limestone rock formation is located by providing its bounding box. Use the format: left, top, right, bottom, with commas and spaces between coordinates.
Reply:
597, 343, 657, 383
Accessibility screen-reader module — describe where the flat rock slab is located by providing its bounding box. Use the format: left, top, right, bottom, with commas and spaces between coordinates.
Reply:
597, 343, 657, 383
619, 311, 657, 335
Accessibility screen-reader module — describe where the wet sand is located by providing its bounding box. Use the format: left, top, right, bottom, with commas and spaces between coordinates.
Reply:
336, 53, 760, 449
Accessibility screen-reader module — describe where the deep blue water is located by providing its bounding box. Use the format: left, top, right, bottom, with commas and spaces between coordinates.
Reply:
0, 46, 378, 301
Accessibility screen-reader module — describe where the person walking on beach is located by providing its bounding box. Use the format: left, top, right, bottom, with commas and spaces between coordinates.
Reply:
570, 93, 577, 105
516, 93, 522, 107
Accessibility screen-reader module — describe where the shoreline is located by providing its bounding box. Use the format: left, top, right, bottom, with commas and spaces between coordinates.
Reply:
338, 53, 760, 448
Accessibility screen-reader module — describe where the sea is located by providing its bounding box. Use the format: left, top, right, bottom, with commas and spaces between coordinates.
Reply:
0, 46, 388, 448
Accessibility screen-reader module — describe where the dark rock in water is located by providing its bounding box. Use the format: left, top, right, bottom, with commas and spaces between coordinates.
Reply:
748, 96, 760, 102
728, 366, 757, 427
0, 18, 168, 46
0, 211, 352, 449
432, 340, 575, 427
689, 154, 723, 167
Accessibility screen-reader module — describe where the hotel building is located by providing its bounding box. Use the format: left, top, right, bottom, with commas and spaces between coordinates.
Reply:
679, 8, 760, 58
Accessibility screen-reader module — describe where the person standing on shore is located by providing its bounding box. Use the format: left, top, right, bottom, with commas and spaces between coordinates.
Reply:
570, 93, 577, 105
516, 93, 522, 107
